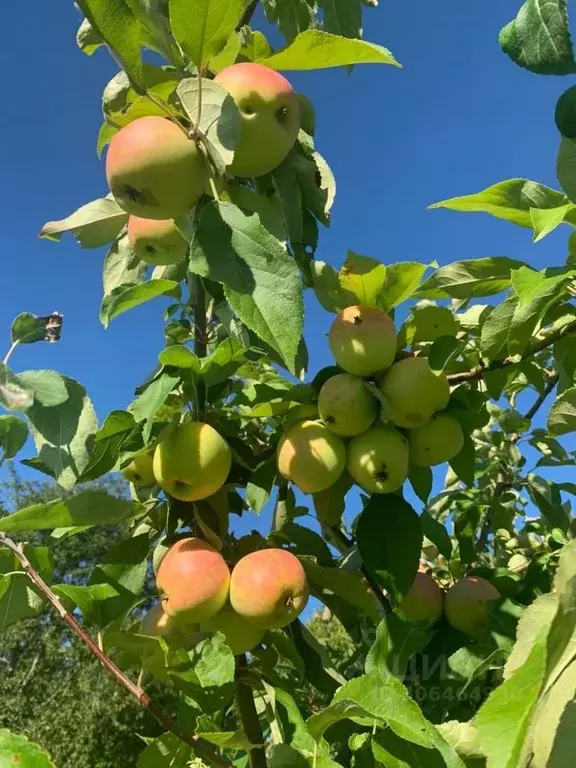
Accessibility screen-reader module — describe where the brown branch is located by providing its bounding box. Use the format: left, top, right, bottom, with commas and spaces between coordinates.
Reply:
524, 373, 560, 421
447, 319, 576, 384
330, 527, 391, 614
0, 533, 232, 768
235, 654, 268, 768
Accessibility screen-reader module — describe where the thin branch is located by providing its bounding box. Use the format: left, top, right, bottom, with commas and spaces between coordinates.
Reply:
0, 533, 232, 768
330, 527, 391, 614
235, 654, 268, 768
524, 373, 560, 422
447, 318, 576, 384
191, 273, 207, 417
473, 475, 507, 559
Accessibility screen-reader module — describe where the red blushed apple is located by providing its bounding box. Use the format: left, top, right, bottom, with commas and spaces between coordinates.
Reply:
106, 116, 208, 219
214, 63, 300, 177
230, 549, 309, 630
397, 572, 444, 625
156, 538, 230, 624
445, 577, 500, 636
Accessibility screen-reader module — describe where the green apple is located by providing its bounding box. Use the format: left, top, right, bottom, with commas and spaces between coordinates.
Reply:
277, 420, 346, 494
408, 414, 464, 466
445, 577, 500, 635
214, 63, 300, 177
127, 216, 188, 265
347, 424, 409, 493
156, 537, 230, 625
318, 373, 377, 436
200, 603, 265, 655
122, 449, 156, 486
153, 422, 231, 501
106, 116, 208, 219
328, 305, 397, 377
230, 549, 309, 630
379, 357, 450, 428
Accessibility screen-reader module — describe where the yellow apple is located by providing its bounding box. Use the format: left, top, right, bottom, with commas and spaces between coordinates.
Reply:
200, 603, 265, 655
277, 420, 346, 494
153, 422, 231, 502
379, 357, 450, 428
408, 414, 464, 467
347, 424, 409, 493
318, 373, 377, 437
328, 305, 397, 377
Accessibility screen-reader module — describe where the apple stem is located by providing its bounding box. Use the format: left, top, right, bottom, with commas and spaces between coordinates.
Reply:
0, 531, 233, 768
235, 654, 268, 767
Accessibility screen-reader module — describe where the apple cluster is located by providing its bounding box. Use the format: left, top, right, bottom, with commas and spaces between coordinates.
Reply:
103, 63, 301, 265
141, 538, 309, 655
396, 571, 501, 636
277, 305, 466, 495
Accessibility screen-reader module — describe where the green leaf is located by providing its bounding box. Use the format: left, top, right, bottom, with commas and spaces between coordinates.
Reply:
430, 179, 571, 227
420, 510, 453, 560
79, 410, 137, 482
500, 0, 576, 76
301, 558, 380, 620
356, 495, 423, 604
169, 0, 248, 66
475, 629, 547, 768
527, 476, 571, 532
100, 280, 180, 327
53, 583, 120, 626
378, 262, 429, 310
320, 0, 362, 38
531, 203, 576, 241
201, 338, 247, 387
102, 234, 147, 296
412, 305, 459, 343
408, 465, 432, 503
372, 727, 466, 768
77, 16, 103, 55
0, 416, 28, 459
509, 267, 571, 356
158, 345, 201, 371
39, 196, 127, 248
427, 336, 465, 374
311, 260, 353, 313
190, 202, 304, 373
16, 370, 68, 407
480, 292, 519, 361
260, 29, 400, 70
557, 137, 576, 202
0, 729, 57, 767
0, 364, 34, 412
75, 0, 144, 89
11, 313, 51, 344
0, 490, 142, 532
0, 546, 53, 630
240, 30, 273, 61
208, 31, 242, 72
416, 257, 527, 300
313, 470, 353, 528
338, 251, 387, 308
331, 671, 436, 747
137, 733, 191, 767
23, 374, 98, 489
128, 372, 180, 440
177, 78, 241, 172
449, 432, 476, 487
264, 0, 315, 41
548, 385, 576, 436
246, 459, 277, 513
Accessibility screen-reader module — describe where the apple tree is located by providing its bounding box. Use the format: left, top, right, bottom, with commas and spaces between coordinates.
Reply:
2, 0, 576, 766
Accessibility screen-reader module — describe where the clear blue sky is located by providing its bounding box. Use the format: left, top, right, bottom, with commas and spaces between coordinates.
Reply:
0, 3, 570, 526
